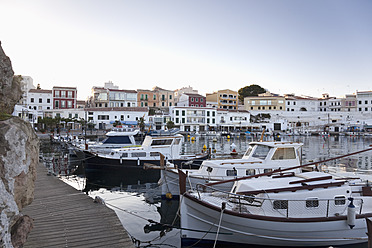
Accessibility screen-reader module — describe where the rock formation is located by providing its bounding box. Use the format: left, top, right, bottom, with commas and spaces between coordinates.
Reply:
0, 41, 39, 247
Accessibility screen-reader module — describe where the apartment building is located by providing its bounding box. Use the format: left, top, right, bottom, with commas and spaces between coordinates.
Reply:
137, 89, 158, 107
170, 106, 217, 132
53, 86, 77, 109
177, 93, 206, 107
244, 95, 285, 112
356, 91, 372, 112
284, 94, 318, 112
206, 89, 238, 110
152, 86, 175, 107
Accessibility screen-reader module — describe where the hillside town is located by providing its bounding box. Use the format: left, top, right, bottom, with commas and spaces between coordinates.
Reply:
13, 76, 372, 135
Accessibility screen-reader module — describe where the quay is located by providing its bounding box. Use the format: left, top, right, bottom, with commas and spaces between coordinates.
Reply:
23, 162, 135, 248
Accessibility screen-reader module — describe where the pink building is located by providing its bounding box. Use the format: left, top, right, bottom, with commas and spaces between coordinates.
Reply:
177, 93, 206, 107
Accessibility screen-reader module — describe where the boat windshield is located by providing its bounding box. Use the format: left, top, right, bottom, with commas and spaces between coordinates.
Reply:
102, 136, 132, 144
251, 145, 271, 160
243, 145, 254, 157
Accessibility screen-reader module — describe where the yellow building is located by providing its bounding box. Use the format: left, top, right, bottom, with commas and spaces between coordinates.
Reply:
244, 94, 285, 111
206, 89, 238, 110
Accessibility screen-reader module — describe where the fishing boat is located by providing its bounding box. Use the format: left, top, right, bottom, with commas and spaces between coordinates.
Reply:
160, 141, 304, 199
179, 147, 372, 247
84, 134, 209, 184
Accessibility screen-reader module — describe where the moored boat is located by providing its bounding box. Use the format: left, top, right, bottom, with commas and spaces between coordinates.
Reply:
160, 141, 304, 199
179, 146, 372, 247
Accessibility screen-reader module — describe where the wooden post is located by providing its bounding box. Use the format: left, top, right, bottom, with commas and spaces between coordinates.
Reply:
367, 218, 372, 248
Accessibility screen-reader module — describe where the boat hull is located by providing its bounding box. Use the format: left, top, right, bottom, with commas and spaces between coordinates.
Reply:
181, 194, 369, 247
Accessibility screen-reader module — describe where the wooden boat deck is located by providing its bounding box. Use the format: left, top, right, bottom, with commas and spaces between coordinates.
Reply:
23, 162, 134, 248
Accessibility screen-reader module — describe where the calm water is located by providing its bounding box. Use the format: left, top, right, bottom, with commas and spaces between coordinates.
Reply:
41, 135, 372, 248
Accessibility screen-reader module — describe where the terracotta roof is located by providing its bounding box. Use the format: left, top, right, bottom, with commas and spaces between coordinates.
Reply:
29, 89, 52, 93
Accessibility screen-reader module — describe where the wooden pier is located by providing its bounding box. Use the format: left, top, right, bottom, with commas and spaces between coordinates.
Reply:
23, 163, 134, 248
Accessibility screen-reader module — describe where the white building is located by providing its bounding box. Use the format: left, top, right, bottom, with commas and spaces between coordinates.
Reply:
356, 91, 372, 113
85, 107, 148, 130
216, 109, 250, 131
170, 106, 217, 132
18, 75, 35, 106
27, 89, 53, 116
284, 94, 318, 112
108, 89, 138, 108
174, 86, 198, 104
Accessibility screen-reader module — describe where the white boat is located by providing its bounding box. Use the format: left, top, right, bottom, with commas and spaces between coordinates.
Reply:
160, 141, 304, 199
74, 127, 139, 154
180, 169, 372, 247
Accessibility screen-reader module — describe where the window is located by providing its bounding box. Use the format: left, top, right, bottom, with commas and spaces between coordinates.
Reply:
151, 139, 173, 146
273, 200, 288, 209
306, 198, 319, 208
191, 97, 194, 102
252, 145, 271, 159
61, 91, 66, 97
206, 167, 213, 173
195, 98, 198, 102
200, 98, 203, 102
69, 113, 72, 118
68, 91, 72, 98
226, 169, 237, 176
55, 90, 60, 97
153, 95, 156, 100
272, 148, 296, 160
169, 95, 172, 99
132, 152, 146, 157
246, 169, 255, 176
67, 101, 72, 108
334, 196, 346, 205
31, 98, 34, 103
39, 98, 42, 103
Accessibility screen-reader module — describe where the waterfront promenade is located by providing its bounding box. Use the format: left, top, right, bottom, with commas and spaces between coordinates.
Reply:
23, 162, 134, 248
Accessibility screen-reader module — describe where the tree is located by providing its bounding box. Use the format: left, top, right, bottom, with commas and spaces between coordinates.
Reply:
238, 84, 266, 102
138, 117, 145, 132
166, 120, 175, 130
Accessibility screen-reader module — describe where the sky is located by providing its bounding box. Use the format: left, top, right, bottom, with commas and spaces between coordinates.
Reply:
1, 0, 371, 100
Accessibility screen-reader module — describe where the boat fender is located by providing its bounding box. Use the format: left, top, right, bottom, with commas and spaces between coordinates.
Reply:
137, 158, 140, 166
347, 197, 356, 229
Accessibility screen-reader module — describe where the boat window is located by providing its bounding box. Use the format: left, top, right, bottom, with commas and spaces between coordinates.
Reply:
273, 200, 288, 209
306, 198, 319, 208
226, 168, 237, 176
206, 167, 213, 173
243, 145, 254, 157
334, 196, 346, 205
264, 169, 272, 174
120, 153, 128, 158
150, 152, 160, 157
246, 169, 255, 176
251, 145, 271, 160
174, 138, 181, 145
103, 136, 131, 144
132, 152, 146, 157
151, 139, 173, 146
272, 148, 296, 160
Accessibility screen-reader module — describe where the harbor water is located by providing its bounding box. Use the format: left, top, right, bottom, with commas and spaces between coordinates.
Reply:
40, 134, 372, 248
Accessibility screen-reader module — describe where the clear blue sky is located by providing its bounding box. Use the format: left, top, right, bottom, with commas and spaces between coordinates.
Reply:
1, 0, 371, 100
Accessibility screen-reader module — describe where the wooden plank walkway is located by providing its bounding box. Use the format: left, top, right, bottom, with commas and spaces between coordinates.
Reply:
23, 163, 135, 248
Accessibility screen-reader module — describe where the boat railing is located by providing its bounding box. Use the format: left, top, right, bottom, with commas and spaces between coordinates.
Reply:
194, 183, 365, 219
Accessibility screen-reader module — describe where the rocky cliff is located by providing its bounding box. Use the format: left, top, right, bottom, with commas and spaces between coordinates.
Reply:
0, 41, 39, 247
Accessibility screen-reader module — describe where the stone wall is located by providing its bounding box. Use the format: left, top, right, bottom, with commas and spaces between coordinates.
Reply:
0, 41, 39, 248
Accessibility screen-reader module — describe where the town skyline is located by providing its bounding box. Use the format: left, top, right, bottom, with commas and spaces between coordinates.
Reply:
1, 0, 372, 100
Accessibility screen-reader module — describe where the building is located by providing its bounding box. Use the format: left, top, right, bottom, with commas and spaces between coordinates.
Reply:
27, 89, 53, 118
108, 89, 137, 107
174, 86, 198, 104
177, 93, 206, 107
170, 106, 217, 132
341, 94, 357, 112
206, 89, 238, 110
356, 91, 372, 113
284, 94, 318, 112
53, 86, 77, 109
18, 75, 35, 106
152, 86, 175, 107
137, 89, 158, 107
216, 109, 250, 131
85, 107, 149, 130
244, 95, 285, 112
